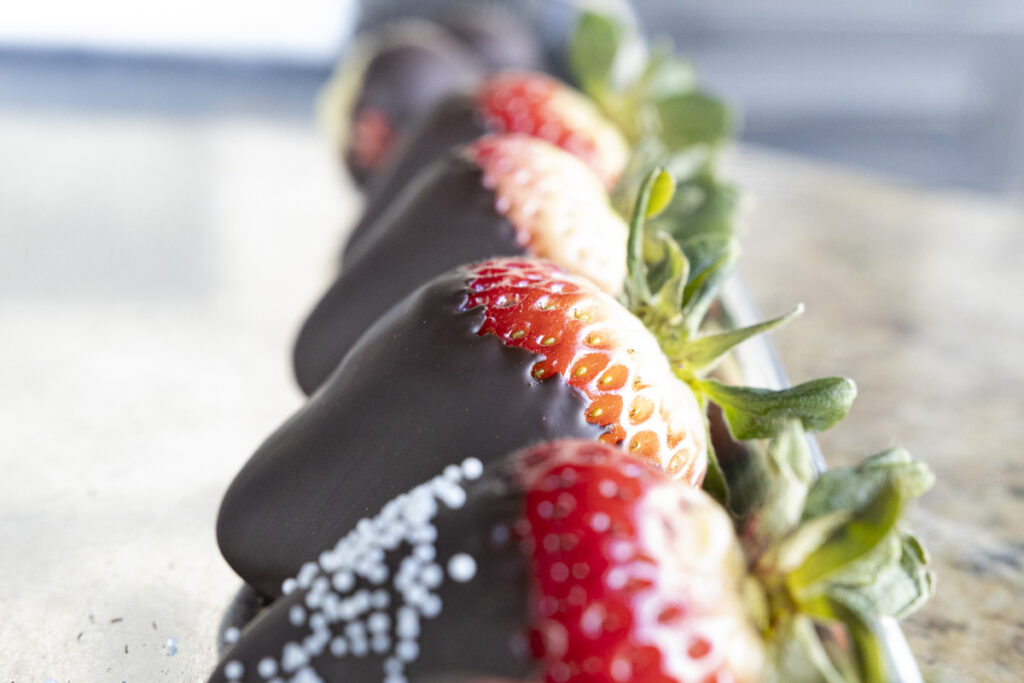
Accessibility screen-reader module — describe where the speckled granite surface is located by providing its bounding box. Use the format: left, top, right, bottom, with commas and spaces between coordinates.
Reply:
731, 153, 1024, 682
1, 108, 1020, 680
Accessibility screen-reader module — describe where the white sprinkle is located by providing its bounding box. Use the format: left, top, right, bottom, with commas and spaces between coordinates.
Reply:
461, 457, 484, 480
289, 605, 306, 627
282, 578, 298, 595
257, 656, 277, 678
591, 512, 611, 532
222, 627, 239, 644
396, 639, 419, 662
297, 562, 319, 589
414, 544, 435, 562
372, 589, 390, 609
332, 570, 354, 592
292, 667, 324, 683
396, 607, 420, 639
421, 563, 443, 589
224, 660, 244, 680
599, 479, 618, 497
349, 637, 369, 657
368, 612, 391, 633
165, 636, 178, 656
443, 464, 463, 481
367, 564, 389, 585
420, 594, 442, 619
447, 553, 477, 583
329, 637, 347, 657
372, 634, 391, 653
281, 642, 308, 672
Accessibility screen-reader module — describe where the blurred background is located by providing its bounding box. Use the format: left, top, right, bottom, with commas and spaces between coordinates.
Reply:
2, 0, 1021, 197
2, 2, 1023, 680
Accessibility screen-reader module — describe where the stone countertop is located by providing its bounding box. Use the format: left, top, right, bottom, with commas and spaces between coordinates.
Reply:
1, 107, 1021, 681
731, 152, 1024, 682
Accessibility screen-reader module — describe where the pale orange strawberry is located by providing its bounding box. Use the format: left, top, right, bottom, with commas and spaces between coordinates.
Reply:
464, 258, 706, 484
467, 134, 627, 295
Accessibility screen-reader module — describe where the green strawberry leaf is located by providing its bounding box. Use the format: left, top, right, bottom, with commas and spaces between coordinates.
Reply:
568, 11, 624, 99
828, 532, 935, 620
646, 169, 676, 217
802, 447, 935, 520
701, 420, 731, 509
680, 241, 739, 334
771, 615, 854, 683
643, 232, 689, 333
650, 170, 740, 245
675, 304, 803, 374
624, 168, 674, 309
800, 595, 894, 683
734, 420, 817, 548
694, 377, 857, 440
786, 478, 904, 592
655, 91, 736, 150
633, 46, 697, 101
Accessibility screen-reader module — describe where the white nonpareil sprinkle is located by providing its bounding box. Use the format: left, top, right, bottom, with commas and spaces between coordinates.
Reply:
223, 626, 240, 644
447, 554, 477, 583
224, 660, 244, 680
237, 462, 485, 683
165, 636, 178, 656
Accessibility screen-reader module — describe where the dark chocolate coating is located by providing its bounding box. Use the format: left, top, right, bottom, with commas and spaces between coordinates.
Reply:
294, 154, 518, 395
345, 35, 483, 185
346, 95, 490, 261
220, 267, 603, 597
441, 7, 544, 73
210, 465, 532, 682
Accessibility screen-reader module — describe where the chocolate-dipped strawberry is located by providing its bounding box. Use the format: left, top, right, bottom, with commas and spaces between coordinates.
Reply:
210, 440, 761, 683
211, 439, 933, 682
320, 20, 484, 186
346, 70, 630, 261
294, 133, 628, 396
220, 259, 708, 598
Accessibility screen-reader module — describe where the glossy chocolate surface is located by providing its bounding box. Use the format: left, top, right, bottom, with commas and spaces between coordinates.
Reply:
346, 95, 489, 260
221, 268, 603, 597
210, 464, 531, 681
294, 154, 521, 395
345, 38, 482, 185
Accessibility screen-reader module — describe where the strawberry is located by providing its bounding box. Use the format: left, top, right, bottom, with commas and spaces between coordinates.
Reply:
517, 440, 764, 683
208, 440, 761, 683
346, 70, 629, 260
221, 258, 706, 597
293, 134, 628, 395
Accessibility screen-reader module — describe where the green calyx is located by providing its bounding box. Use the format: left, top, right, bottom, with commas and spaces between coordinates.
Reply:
753, 441, 936, 682
569, 11, 735, 168
577, 11, 935, 681
618, 164, 935, 681
620, 169, 855, 456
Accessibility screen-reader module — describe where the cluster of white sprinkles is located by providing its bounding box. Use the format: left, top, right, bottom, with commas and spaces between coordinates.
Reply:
223, 457, 484, 683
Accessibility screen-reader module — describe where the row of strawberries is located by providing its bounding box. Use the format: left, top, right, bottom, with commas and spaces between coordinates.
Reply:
210, 8, 933, 683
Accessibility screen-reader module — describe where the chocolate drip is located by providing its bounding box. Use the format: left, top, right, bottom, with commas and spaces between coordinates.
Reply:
294, 155, 523, 395
220, 268, 603, 597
